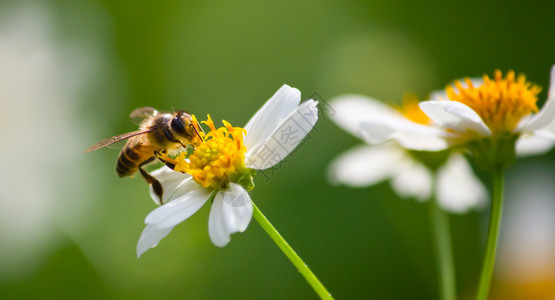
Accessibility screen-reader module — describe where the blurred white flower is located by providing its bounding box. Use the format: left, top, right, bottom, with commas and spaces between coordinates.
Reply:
358, 67, 555, 164
0, 3, 100, 278
422, 67, 555, 157
328, 94, 487, 213
137, 85, 319, 257
494, 164, 555, 297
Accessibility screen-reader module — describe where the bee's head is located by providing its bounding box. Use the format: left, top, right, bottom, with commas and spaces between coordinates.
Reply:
171, 111, 202, 141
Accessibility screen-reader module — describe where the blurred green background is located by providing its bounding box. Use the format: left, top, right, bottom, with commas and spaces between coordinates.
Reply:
0, 0, 554, 299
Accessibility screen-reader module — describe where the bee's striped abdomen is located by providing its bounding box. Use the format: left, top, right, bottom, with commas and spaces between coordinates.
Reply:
116, 143, 147, 177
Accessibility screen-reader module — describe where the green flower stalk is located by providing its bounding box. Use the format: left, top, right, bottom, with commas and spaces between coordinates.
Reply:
475, 169, 504, 300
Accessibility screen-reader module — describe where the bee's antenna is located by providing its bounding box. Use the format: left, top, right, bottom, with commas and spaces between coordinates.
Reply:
191, 123, 204, 141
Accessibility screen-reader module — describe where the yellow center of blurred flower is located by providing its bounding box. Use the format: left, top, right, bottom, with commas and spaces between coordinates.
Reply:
174, 114, 247, 189
398, 93, 431, 125
446, 70, 541, 134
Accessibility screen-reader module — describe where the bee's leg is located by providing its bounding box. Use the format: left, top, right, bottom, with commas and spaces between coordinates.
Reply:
154, 151, 180, 171
138, 157, 164, 204
178, 141, 188, 149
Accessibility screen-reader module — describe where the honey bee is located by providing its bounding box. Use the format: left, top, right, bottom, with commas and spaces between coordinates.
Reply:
84, 107, 202, 201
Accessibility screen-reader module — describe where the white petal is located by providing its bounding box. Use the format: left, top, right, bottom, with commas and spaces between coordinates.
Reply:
390, 158, 432, 201
243, 84, 301, 151
518, 65, 555, 132
221, 184, 253, 233
136, 224, 174, 258
327, 143, 404, 187
359, 119, 450, 151
419, 100, 491, 136
516, 133, 555, 156
328, 94, 402, 139
149, 167, 193, 205
145, 186, 211, 228
208, 184, 253, 247
436, 153, 487, 213
533, 122, 555, 139
245, 100, 318, 170
207, 192, 228, 247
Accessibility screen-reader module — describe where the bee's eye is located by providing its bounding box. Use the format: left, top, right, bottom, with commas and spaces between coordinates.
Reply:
171, 116, 186, 134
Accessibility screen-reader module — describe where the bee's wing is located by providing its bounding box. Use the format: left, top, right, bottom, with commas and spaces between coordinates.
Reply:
84, 130, 153, 153
129, 107, 158, 118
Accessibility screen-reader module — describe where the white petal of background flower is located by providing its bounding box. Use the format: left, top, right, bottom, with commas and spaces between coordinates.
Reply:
436, 153, 487, 213
136, 224, 174, 258
532, 121, 555, 139
327, 143, 404, 187
245, 100, 319, 170
420, 101, 491, 136
145, 187, 212, 228
243, 84, 301, 151
148, 167, 194, 205
390, 157, 432, 201
208, 183, 253, 247
517, 65, 555, 132
515, 133, 555, 156
329, 94, 401, 139
359, 119, 450, 151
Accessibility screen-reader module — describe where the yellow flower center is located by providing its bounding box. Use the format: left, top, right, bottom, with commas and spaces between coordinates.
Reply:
173, 114, 248, 189
398, 93, 431, 125
446, 70, 541, 134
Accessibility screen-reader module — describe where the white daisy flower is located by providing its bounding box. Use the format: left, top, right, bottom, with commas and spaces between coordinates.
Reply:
328, 94, 487, 213
0, 3, 101, 277
420, 67, 555, 158
351, 66, 555, 171
137, 85, 319, 257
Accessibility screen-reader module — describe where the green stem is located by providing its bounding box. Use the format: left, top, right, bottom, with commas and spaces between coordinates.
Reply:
252, 201, 333, 300
429, 198, 457, 300
476, 169, 505, 300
